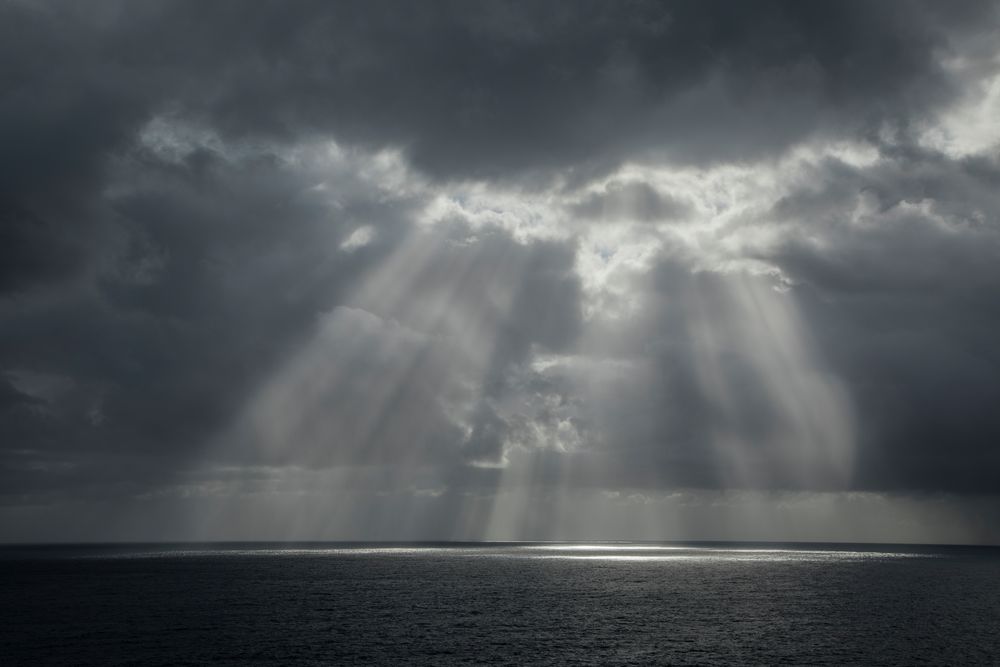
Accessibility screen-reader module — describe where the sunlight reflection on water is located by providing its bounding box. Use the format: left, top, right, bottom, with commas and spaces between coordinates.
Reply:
85, 543, 935, 562
525, 544, 687, 551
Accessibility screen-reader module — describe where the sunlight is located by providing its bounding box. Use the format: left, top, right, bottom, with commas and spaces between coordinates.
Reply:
180, 135, 874, 541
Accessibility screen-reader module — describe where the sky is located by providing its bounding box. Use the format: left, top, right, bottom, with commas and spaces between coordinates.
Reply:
2, 0, 1000, 544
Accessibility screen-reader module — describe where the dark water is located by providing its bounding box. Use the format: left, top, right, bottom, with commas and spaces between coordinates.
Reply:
2, 542, 999, 665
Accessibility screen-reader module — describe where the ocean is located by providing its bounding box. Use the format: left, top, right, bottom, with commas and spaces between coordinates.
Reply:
2, 542, 998, 665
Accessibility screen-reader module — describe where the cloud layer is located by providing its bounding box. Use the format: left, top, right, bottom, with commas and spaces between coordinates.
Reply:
2, 0, 1000, 541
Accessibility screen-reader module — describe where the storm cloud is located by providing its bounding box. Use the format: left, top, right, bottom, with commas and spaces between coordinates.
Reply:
2, 0, 1000, 542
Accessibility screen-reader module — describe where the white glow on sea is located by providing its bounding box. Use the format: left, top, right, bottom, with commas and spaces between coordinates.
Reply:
88, 544, 934, 562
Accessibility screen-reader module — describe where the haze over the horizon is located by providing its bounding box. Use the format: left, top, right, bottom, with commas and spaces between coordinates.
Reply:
2, 0, 1000, 544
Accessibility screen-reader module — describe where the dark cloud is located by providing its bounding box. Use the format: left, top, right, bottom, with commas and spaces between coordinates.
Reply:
0, 139, 413, 504
754, 147, 1000, 493
155, 0, 993, 177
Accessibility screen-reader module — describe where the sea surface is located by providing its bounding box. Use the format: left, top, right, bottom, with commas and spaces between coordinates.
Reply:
1, 542, 999, 665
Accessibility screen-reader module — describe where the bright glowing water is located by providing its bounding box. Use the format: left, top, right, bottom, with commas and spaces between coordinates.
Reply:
2, 543, 998, 665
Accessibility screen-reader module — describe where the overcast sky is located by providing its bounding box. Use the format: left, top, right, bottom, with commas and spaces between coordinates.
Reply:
3, 0, 1000, 543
